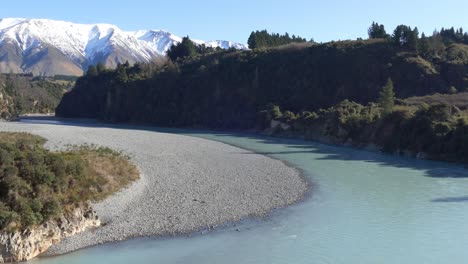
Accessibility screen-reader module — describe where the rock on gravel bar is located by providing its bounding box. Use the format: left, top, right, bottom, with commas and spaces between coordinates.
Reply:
0, 120, 309, 255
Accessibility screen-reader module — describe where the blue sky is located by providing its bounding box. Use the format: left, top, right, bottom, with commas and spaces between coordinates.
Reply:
1, 0, 467, 43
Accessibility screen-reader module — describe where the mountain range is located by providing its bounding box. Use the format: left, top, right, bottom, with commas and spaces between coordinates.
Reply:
0, 18, 248, 76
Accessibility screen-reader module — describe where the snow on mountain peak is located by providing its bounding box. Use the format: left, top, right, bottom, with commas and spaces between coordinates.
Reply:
0, 18, 247, 58
134, 30, 183, 54
0, 18, 27, 30
0, 18, 248, 75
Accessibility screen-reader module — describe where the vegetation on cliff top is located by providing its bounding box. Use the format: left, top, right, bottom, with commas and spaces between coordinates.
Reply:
0, 132, 139, 231
247, 30, 309, 49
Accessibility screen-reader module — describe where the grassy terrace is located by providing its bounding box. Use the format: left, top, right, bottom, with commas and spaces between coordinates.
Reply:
0, 132, 139, 232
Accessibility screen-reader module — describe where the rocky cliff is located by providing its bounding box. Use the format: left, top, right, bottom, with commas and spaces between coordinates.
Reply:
0, 205, 100, 263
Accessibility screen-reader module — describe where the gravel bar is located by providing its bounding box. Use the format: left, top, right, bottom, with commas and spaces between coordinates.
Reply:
0, 120, 309, 255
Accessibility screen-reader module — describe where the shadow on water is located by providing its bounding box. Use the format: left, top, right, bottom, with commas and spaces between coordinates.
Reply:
17, 116, 468, 180
431, 196, 468, 203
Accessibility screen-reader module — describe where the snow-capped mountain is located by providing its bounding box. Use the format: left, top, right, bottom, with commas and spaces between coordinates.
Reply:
0, 18, 248, 76
132, 30, 248, 54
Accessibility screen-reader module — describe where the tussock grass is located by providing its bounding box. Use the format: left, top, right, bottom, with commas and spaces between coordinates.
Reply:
71, 145, 139, 201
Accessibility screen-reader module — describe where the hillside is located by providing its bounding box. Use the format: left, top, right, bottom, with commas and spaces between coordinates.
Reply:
57, 39, 468, 127
0, 73, 73, 119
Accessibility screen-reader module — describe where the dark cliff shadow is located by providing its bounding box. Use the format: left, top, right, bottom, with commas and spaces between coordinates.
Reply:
16, 116, 468, 180
200, 131, 468, 179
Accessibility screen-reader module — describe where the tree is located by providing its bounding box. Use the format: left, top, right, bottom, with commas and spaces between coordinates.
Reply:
86, 65, 98, 77
96, 62, 106, 74
379, 79, 396, 115
247, 30, 308, 49
263, 103, 282, 120
368, 22, 387, 39
247, 31, 258, 49
116, 64, 129, 83
430, 31, 446, 56
419, 33, 431, 58
392, 25, 419, 51
167, 36, 198, 61
407, 27, 419, 51
392, 25, 407, 46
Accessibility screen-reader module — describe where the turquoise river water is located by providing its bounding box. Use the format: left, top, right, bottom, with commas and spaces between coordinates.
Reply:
24, 120, 468, 264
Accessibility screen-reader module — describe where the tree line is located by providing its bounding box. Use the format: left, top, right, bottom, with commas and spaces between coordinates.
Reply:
247, 30, 310, 49
368, 21, 468, 55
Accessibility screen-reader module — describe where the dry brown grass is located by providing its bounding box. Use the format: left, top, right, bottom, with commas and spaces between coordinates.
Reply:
0, 132, 46, 145
81, 150, 140, 201
393, 104, 418, 115
405, 92, 468, 109
60, 145, 140, 202
272, 42, 316, 51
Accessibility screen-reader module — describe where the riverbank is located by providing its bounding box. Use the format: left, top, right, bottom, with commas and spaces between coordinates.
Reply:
0, 120, 309, 256
0, 205, 99, 263
260, 100, 468, 165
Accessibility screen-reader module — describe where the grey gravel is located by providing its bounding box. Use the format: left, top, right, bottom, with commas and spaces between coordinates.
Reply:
0, 120, 309, 255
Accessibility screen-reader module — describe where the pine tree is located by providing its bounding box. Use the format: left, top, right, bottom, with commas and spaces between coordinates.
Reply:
96, 62, 106, 74
379, 79, 396, 115
407, 27, 419, 52
368, 22, 387, 39
392, 25, 419, 51
116, 64, 128, 83
392, 25, 406, 46
247, 31, 257, 49
419, 33, 431, 59
167, 36, 198, 61
87, 65, 98, 77
247, 30, 307, 49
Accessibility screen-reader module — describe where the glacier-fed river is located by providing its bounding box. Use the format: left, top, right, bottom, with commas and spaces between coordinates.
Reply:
21, 118, 468, 264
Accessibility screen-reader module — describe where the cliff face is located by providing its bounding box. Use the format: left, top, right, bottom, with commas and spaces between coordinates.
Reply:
0, 205, 100, 263
57, 40, 468, 130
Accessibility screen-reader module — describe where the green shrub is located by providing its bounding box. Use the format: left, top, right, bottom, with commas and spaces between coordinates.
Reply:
41, 199, 61, 221
18, 201, 38, 227
0, 132, 139, 231
449, 86, 458, 94
282, 111, 297, 122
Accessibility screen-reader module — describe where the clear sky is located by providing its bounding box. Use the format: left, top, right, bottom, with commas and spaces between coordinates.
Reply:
1, 0, 467, 43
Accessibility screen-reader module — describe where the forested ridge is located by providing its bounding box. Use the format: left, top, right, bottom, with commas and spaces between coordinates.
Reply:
56, 23, 468, 163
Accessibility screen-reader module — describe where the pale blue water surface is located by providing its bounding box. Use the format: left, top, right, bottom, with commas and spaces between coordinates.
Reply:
20, 118, 468, 264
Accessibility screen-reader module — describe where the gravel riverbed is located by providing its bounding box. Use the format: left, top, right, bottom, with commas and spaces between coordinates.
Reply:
0, 120, 309, 255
